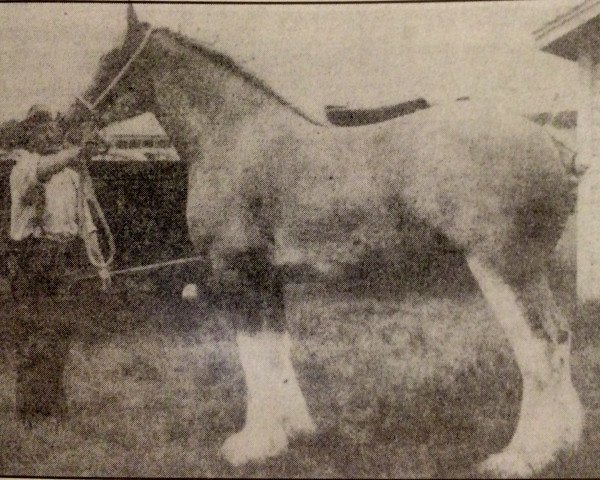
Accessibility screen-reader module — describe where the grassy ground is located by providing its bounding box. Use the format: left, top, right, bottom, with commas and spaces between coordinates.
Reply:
0, 221, 599, 477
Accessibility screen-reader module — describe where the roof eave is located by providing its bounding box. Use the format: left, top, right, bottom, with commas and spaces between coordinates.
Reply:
534, 0, 600, 61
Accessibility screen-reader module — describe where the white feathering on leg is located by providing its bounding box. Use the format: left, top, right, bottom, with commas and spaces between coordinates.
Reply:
467, 256, 583, 478
276, 332, 316, 436
221, 330, 315, 466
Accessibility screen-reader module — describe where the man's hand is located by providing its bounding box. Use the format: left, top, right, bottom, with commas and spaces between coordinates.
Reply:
78, 142, 96, 161
80, 131, 110, 159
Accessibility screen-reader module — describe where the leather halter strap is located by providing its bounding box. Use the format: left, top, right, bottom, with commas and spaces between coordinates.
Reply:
76, 27, 154, 113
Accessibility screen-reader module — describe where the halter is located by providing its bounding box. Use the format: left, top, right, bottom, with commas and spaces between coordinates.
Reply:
76, 27, 154, 113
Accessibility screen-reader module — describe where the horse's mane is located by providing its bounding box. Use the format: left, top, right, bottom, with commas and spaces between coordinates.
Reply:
154, 27, 322, 126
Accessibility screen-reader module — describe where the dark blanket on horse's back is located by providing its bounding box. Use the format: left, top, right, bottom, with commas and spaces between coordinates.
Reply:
326, 98, 431, 127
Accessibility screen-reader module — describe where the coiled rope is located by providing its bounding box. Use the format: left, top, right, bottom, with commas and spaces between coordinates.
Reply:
77, 151, 116, 290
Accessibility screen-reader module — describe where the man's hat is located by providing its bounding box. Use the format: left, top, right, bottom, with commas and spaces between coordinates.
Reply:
19, 105, 61, 153
24, 104, 53, 125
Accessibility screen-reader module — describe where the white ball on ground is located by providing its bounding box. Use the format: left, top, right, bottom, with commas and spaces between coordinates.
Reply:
181, 283, 198, 300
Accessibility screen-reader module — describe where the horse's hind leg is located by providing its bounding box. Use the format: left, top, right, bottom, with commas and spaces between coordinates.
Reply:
220, 248, 315, 466
467, 255, 583, 477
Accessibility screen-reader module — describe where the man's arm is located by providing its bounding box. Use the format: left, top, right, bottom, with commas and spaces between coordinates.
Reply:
35, 147, 82, 183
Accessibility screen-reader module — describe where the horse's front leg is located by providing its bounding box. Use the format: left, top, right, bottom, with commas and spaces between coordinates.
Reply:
220, 249, 316, 466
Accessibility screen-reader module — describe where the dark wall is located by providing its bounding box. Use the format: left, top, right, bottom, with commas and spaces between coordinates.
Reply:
88, 161, 194, 269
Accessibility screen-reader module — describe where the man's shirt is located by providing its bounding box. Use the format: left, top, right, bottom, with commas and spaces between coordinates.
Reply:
10, 149, 96, 241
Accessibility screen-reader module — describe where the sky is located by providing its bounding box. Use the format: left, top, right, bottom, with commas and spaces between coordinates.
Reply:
0, 1, 580, 123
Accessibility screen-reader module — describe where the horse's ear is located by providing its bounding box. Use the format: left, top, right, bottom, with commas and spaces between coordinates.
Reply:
127, 3, 139, 31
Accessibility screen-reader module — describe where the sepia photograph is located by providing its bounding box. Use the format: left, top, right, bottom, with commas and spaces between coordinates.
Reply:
0, 0, 598, 477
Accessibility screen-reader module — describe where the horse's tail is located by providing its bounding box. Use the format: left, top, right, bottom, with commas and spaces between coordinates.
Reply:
545, 128, 580, 220
538, 126, 581, 220
534, 116, 585, 177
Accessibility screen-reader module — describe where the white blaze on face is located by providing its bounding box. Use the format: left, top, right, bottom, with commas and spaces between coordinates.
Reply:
221, 330, 316, 466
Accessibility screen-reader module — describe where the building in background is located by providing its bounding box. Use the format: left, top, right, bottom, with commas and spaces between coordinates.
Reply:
535, 0, 600, 302
97, 112, 180, 163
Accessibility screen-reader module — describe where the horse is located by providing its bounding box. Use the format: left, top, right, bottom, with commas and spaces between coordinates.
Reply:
66, 7, 583, 476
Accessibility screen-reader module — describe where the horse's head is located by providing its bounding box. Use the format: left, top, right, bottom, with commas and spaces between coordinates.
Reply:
63, 5, 157, 135
66, 5, 314, 158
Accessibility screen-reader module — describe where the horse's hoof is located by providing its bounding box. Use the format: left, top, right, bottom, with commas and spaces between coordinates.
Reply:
221, 425, 288, 466
479, 397, 583, 478
478, 450, 535, 478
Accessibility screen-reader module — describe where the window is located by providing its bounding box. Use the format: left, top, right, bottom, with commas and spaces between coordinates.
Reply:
116, 140, 129, 149
143, 139, 154, 148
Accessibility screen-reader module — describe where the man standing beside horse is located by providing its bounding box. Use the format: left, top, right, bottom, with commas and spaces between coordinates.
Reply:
7, 105, 107, 424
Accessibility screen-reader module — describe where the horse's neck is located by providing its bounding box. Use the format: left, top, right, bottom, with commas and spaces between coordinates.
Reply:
151, 52, 283, 163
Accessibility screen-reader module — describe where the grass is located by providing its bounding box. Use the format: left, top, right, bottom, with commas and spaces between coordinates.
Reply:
1, 217, 600, 477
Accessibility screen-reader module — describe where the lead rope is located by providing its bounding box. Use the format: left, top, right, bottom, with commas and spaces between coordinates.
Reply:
77, 154, 116, 290
70, 29, 155, 291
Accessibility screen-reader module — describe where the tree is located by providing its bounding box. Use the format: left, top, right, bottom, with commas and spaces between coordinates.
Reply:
0, 119, 24, 150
